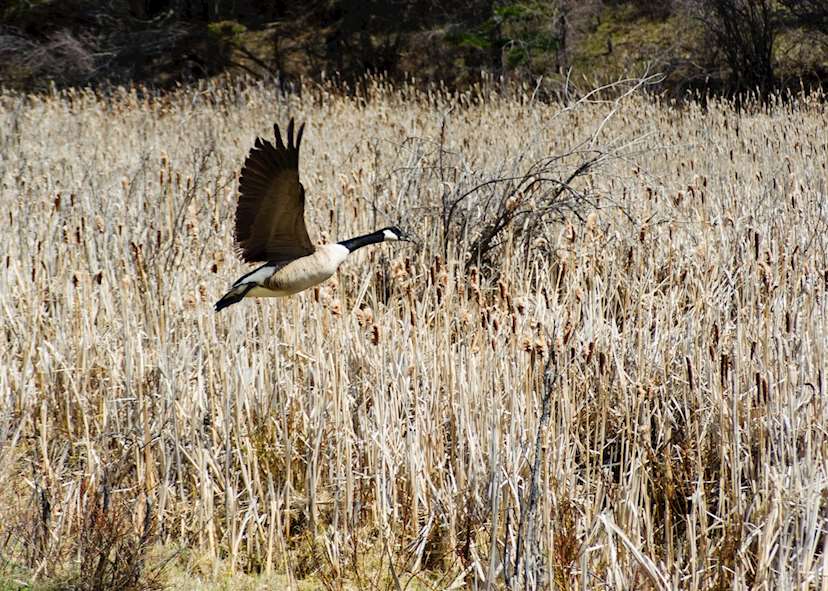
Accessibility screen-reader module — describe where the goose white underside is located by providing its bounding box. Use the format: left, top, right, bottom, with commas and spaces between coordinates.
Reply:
232, 264, 281, 288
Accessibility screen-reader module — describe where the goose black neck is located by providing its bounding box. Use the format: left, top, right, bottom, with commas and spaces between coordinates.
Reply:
338, 230, 385, 253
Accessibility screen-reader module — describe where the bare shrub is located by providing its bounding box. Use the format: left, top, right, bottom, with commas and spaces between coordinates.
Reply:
0, 27, 98, 89
63, 471, 162, 591
0, 446, 165, 589
398, 73, 662, 272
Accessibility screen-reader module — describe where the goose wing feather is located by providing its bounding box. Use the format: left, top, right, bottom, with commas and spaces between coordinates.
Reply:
235, 119, 313, 263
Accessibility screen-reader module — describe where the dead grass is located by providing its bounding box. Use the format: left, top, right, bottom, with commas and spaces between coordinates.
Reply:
0, 77, 827, 590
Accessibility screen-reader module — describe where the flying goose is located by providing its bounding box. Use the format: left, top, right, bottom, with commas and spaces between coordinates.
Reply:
215, 119, 408, 312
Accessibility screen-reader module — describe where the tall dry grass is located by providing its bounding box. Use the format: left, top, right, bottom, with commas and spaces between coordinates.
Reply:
0, 77, 827, 590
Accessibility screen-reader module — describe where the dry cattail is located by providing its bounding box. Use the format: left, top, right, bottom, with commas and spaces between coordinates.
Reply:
356, 306, 373, 327
391, 258, 408, 280
2, 80, 823, 587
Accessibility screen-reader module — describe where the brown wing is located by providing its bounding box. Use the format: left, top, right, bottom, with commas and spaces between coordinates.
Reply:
234, 119, 314, 263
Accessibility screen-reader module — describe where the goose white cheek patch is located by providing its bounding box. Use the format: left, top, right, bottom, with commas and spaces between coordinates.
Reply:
383, 229, 400, 241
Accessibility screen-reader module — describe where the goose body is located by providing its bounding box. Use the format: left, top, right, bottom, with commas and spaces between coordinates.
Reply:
243, 243, 350, 297
215, 120, 406, 312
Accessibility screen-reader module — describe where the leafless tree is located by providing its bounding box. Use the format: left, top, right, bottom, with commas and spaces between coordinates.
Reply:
689, 0, 779, 94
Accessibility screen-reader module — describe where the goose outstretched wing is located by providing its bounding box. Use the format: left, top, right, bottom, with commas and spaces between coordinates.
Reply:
234, 119, 314, 263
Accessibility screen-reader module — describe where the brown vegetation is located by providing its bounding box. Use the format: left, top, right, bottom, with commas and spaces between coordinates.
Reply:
1, 77, 827, 589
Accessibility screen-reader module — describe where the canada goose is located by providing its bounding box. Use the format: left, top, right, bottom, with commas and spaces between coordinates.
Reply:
215, 119, 408, 312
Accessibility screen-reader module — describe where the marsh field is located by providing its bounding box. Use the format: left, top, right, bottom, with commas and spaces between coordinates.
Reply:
1, 78, 827, 590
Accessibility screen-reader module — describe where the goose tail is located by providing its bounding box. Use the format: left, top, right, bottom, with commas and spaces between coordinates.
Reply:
214, 283, 255, 312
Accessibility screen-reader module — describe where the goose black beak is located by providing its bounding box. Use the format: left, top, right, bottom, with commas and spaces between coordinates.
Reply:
399, 230, 420, 246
